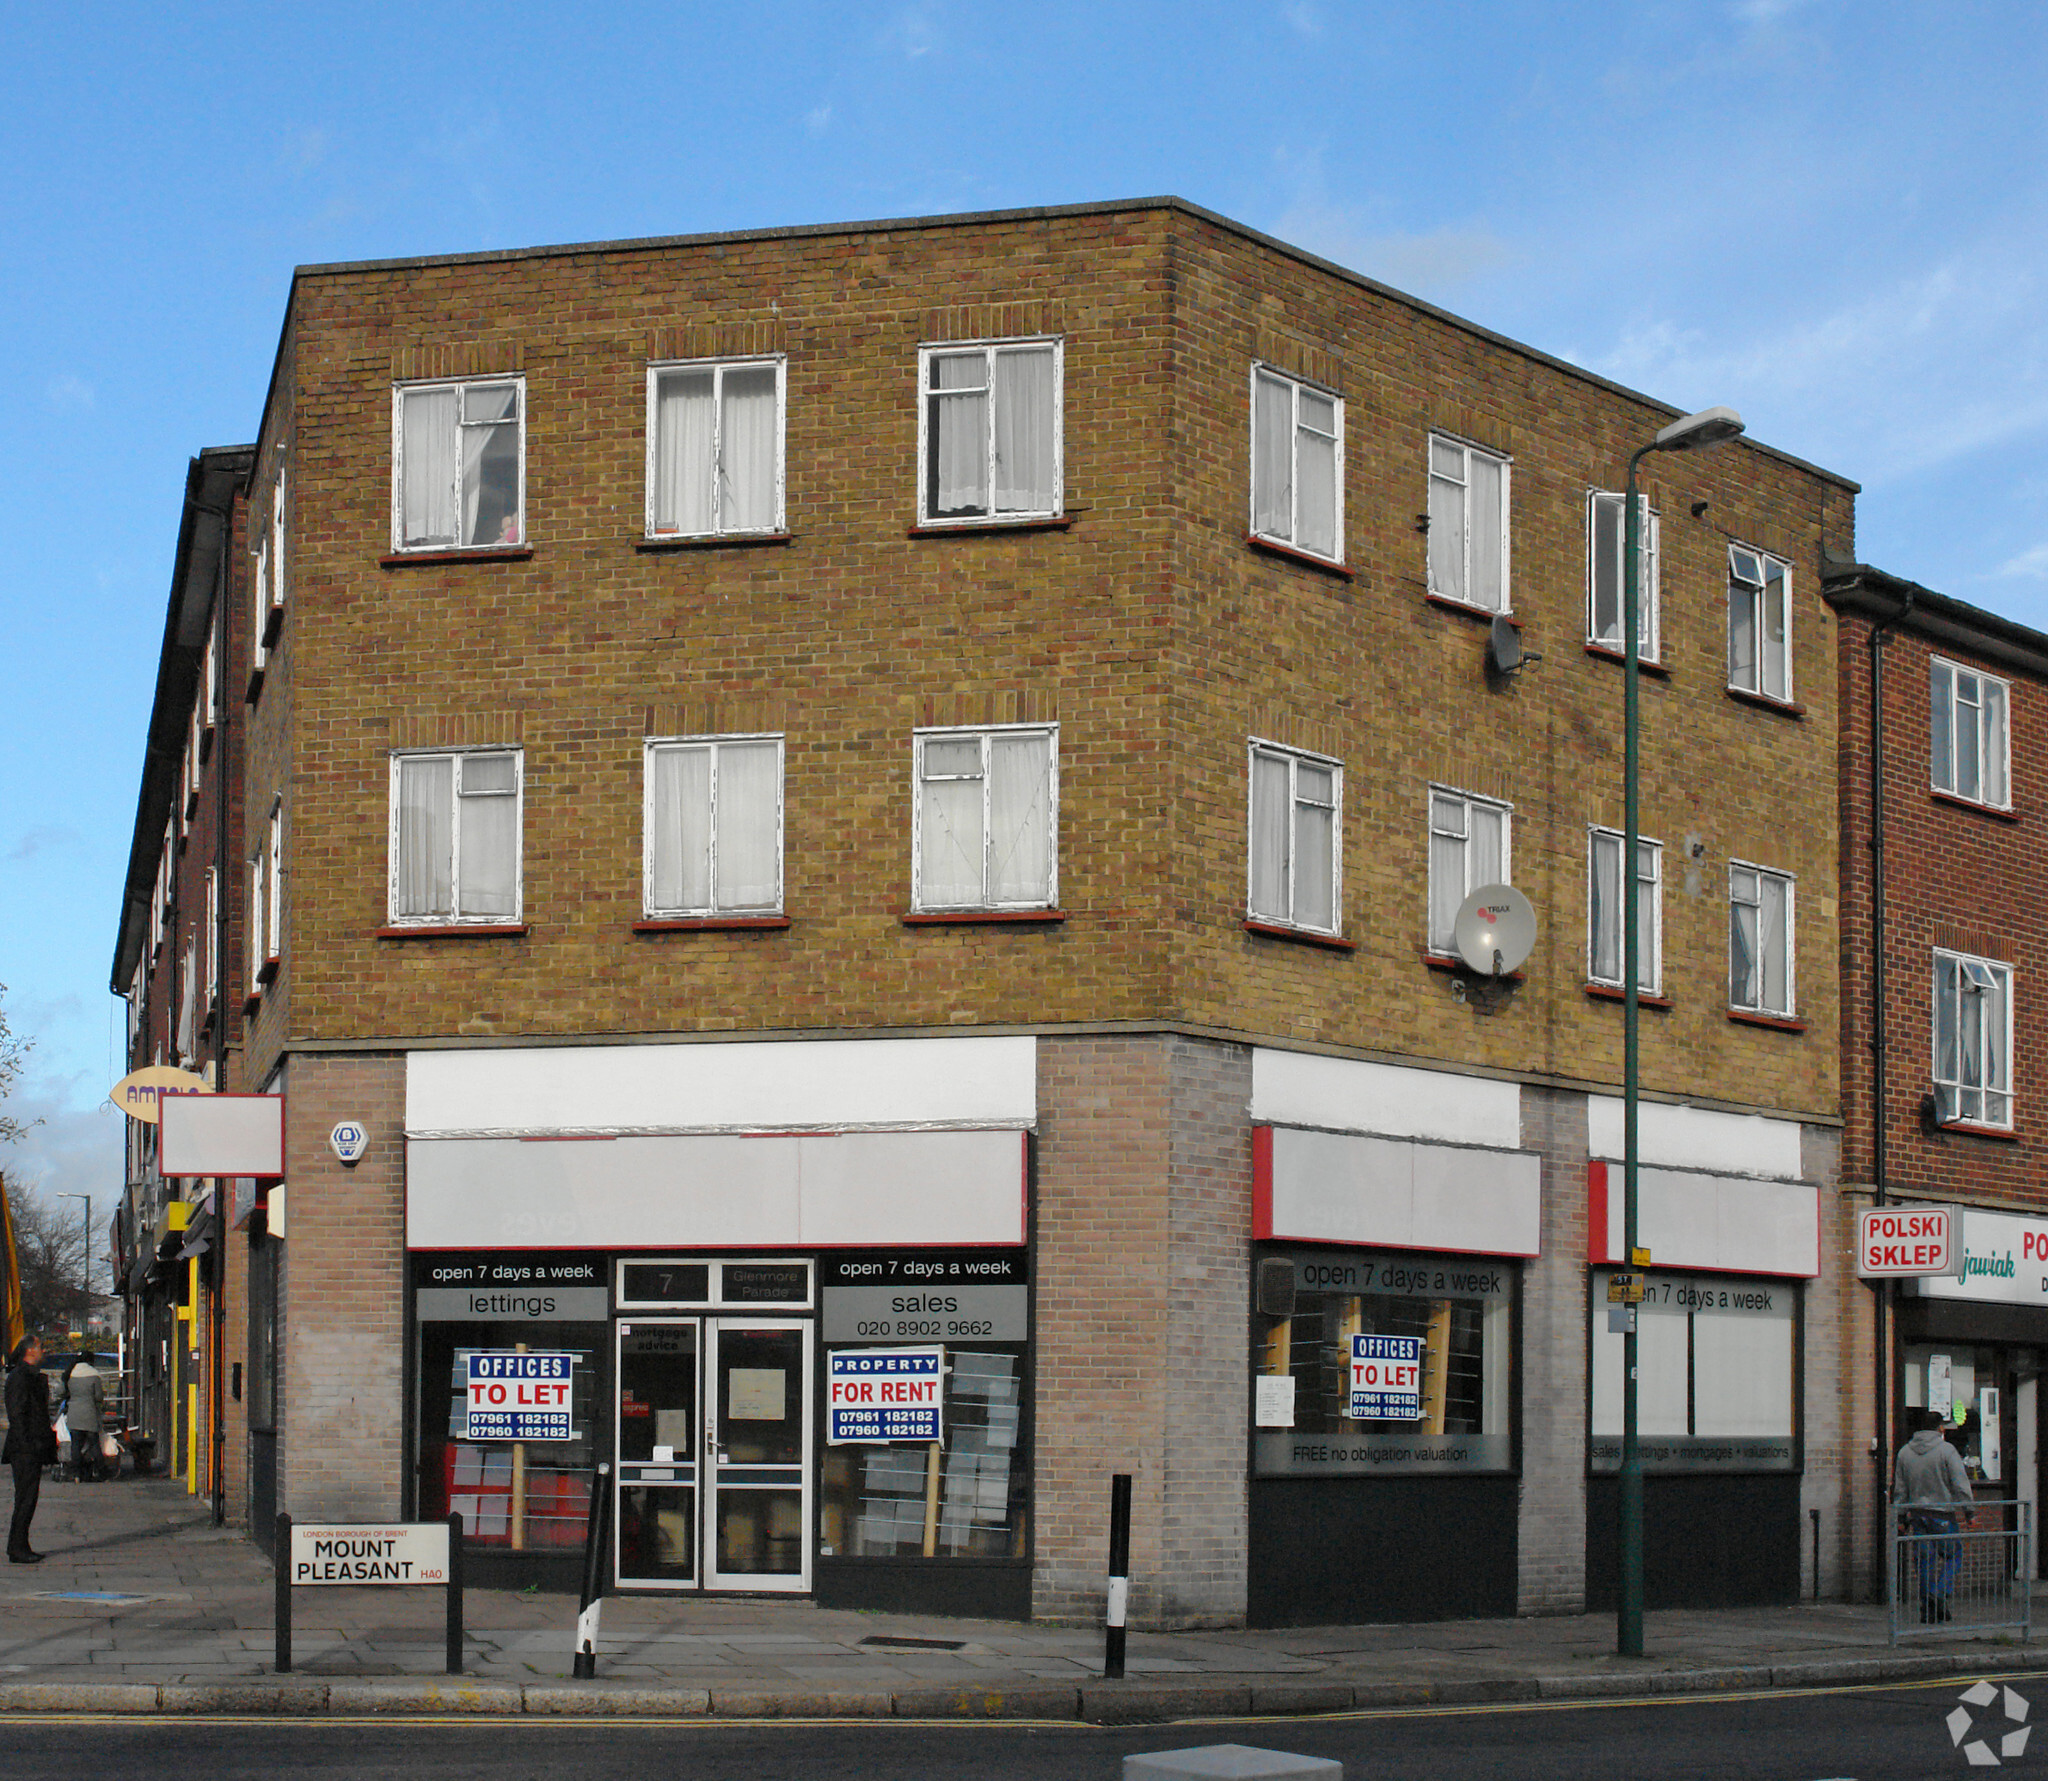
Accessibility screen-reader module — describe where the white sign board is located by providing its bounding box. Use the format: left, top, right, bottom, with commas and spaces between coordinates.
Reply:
1347, 1335, 1424, 1421
288, 1522, 450, 1586
159, 1093, 284, 1178
1906, 1206, 2048, 1305
463, 1352, 574, 1440
1857, 1205, 1958, 1278
827, 1347, 944, 1443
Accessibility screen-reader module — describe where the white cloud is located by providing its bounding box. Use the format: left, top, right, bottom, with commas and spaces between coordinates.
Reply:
1282, 1, 1322, 37
46, 374, 93, 412
805, 103, 834, 137
1995, 542, 2048, 581
1733, 0, 1815, 22
1272, 198, 1515, 298
891, 3, 939, 57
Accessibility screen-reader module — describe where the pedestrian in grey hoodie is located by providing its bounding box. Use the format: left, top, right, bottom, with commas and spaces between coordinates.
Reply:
1895, 1408, 1974, 1621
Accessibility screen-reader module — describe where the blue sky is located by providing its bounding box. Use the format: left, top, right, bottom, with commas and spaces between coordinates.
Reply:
3, 1, 2043, 1237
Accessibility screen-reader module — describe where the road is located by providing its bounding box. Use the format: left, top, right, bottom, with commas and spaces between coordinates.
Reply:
0, 1678, 2021, 1779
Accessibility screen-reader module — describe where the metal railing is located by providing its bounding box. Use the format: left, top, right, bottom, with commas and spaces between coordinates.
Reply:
1889, 1498, 2032, 1644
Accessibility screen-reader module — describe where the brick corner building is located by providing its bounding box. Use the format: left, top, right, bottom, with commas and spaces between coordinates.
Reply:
115, 198, 1858, 1626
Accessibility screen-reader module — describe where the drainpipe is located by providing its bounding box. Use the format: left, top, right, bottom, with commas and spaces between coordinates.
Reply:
1868, 580, 1914, 1596
212, 530, 231, 1531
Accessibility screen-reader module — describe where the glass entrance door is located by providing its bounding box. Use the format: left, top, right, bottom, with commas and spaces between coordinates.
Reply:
613, 1316, 811, 1592
705, 1319, 811, 1592
615, 1320, 700, 1587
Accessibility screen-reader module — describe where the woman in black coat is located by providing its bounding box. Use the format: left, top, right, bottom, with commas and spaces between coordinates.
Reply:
2, 1336, 54, 1562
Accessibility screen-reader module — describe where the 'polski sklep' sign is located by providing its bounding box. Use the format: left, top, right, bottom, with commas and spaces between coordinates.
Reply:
464, 1351, 574, 1440
1348, 1335, 1424, 1421
827, 1347, 944, 1443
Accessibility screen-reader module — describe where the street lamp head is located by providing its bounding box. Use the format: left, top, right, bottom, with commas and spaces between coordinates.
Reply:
1652, 405, 1745, 453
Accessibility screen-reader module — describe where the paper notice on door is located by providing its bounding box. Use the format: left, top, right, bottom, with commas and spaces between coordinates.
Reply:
1255, 1374, 1296, 1428
656, 1409, 690, 1450
728, 1368, 786, 1421
1929, 1353, 1953, 1418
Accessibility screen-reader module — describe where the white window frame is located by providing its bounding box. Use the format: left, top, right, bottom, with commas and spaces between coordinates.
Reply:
386, 747, 525, 927
641, 733, 787, 918
1427, 433, 1512, 613
204, 865, 219, 1010
1930, 656, 2013, 810
200, 632, 218, 745
915, 337, 1064, 526
1727, 543, 1793, 702
1427, 785, 1513, 955
1245, 739, 1343, 936
247, 848, 266, 993
1728, 860, 1796, 1018
267, 472, 287, 626
1248, 364, 1345, 564
1932, 948, 2015, 1129
1587, 827, 1663, 994
1586, 491, 1660, 659
265, 800, 283, 966
251, 534, 270, 673
910, 724, 1059, 912
643, 356, 787, 539
390, 375, 528, 553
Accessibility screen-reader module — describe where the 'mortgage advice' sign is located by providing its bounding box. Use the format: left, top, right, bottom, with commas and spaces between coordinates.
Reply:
288, 1522, 451, 1585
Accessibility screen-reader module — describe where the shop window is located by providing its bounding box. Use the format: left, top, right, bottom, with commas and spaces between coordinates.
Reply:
416, 1321, 606, 1548
819, 1346, 1029, 1558
1589, 1270, 1797, 1470
1250, 1248, 1514, 1475
1931, 658, 2011, 809
1903, 1345, 2007, 1485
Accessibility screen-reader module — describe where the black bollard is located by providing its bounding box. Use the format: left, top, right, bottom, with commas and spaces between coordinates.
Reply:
1104, 1472, 1132, 1680
572, 1461, 612, 1680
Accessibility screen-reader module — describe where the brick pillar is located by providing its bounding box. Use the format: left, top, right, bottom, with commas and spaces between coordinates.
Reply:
278, 1050, 406, 1521
1517, 1084, 1589, 1614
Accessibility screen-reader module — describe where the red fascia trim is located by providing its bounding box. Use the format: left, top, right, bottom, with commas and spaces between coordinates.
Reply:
633, 916, 792, 932
1938, 1120, 2021, 1143
1245, 534, 1354, 581
380, 546, 535, 568
1726, 685, 1806, 719
901, 909, 1066, 925
906, 516, 1072, 538
1585, 983, 1673, 1010
376, 923, 529, 939
1587, 1160, 1613, 1264
1931, 788, 2021, 823
1244, 919, 1357, 952
1252, 1126, 1275, 1239
1426, 594, 1518, 627
1583, 642, 1670, 679
1728, 1008, 1807, 1033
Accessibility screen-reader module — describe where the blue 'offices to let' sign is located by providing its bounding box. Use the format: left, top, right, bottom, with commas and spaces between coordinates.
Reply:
1347, 1334, 1425, 1421
464, 1351, 575, 1441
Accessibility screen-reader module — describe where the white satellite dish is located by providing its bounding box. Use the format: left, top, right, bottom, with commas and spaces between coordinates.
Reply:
1452, 884, 1537, 977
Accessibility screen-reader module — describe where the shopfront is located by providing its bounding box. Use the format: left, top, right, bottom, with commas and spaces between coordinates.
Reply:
1898, 1207, 2048, 1567
1583, 1152, 1819, 1608
1245, 1074, 1541, 1627
401, 1036, 1036, 1611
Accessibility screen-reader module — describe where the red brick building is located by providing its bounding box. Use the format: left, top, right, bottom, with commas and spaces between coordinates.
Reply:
1828, 564, 2048, 1593
114, 198, 1858, 1626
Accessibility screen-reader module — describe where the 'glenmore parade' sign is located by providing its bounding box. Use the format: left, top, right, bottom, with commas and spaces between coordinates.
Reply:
287, 1522, 451, 1586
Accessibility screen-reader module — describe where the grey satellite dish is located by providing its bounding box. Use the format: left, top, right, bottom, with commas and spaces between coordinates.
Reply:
1487, 616, 1523, 674
1453, 884, 1537, 977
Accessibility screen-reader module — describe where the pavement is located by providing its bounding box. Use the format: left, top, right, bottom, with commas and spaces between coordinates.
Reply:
0, 1473, 2042, 1720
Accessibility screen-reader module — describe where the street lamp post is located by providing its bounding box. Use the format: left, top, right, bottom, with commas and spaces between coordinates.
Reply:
1618, 405, 1744, 1658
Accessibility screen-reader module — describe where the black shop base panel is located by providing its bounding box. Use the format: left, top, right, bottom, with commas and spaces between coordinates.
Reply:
1584, 1472, 1801, 1611
815, 1557, 1033, 1620
1248, 1476, 1519, 1627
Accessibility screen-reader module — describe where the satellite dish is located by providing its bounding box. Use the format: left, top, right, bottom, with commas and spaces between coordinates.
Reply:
1453, 884, 1537, 977
1487, 617, 1523, 675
